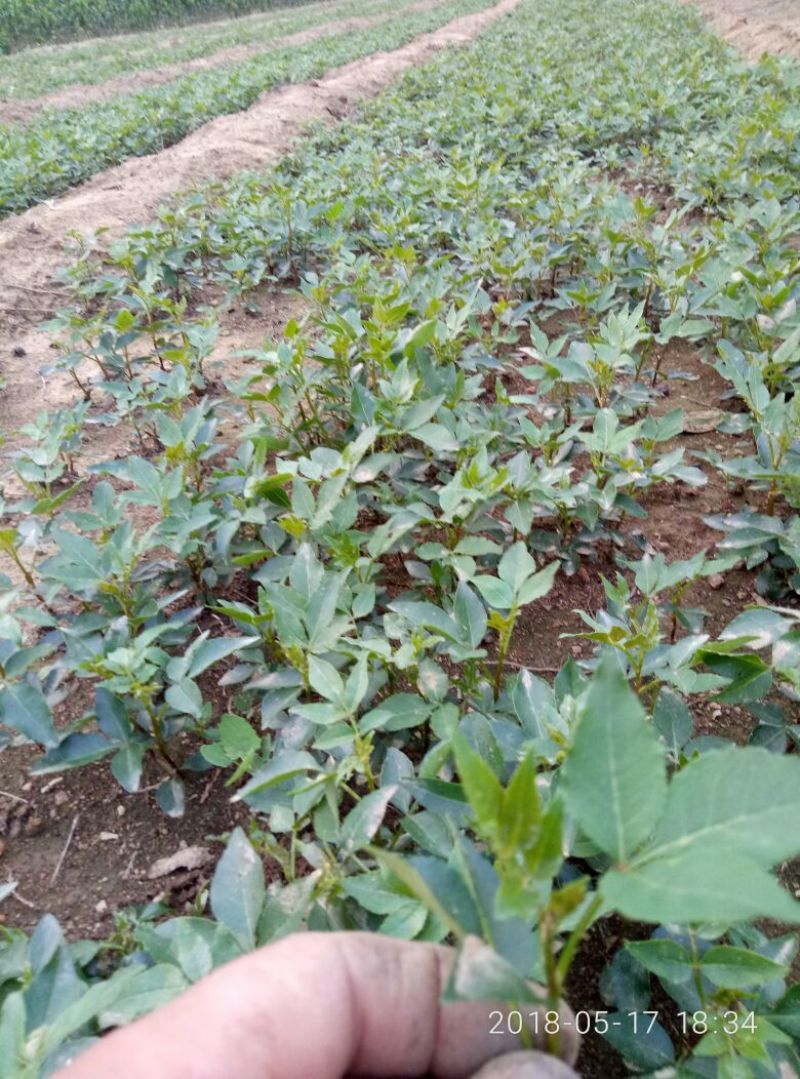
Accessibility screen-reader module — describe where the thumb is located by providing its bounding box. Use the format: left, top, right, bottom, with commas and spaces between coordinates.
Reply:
470, 1049, 580, 1079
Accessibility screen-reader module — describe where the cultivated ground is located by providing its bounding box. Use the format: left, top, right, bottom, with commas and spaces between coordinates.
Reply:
0, 0, 520, 937
0, 1, 798, 1075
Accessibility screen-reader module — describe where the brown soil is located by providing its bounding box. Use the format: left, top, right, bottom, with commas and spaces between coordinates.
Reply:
684, 0, 800, 60
0, 746, 260, 939
0, 0, 449, 126
0, 0, 518, 447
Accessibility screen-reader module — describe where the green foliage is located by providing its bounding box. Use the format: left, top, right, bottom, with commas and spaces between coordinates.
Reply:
0, 0, 320, 52
0, 0, 491, 217
1, 0, 800, 1074
0, 0, 406, 99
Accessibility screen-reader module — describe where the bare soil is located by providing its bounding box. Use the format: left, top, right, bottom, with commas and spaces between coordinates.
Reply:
0, 748, 257, 938
684, 0, 800, 60
0, 0, 449, 126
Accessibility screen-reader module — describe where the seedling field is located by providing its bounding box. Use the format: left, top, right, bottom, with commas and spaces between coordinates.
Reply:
0, 0, 798, 1075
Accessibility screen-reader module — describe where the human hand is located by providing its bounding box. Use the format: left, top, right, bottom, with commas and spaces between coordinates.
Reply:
57, 932, 580, 1078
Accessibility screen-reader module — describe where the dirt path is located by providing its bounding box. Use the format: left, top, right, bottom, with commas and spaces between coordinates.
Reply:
685, 0, 800, 61
0, 0, 446, 126
0, 0, 518, 438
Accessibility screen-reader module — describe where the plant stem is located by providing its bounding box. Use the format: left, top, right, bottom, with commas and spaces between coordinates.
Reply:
555, 894, 603, 985
493, 607, 517, 701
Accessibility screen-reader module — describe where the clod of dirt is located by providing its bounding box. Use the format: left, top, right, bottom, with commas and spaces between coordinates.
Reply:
683, 408, 723, 433
0, 797, 45, 842
147, 845, 213, 879
708, 573, 725, 590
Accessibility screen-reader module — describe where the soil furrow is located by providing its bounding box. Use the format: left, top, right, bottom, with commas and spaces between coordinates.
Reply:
683, 0, 800, 61
0, 0, 446, 126
0, 0, 519, 437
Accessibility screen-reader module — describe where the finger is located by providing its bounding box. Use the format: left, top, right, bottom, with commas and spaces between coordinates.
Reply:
336, 933, 579, 1078
56, 932, 576, 1079
469, 1050, 580, 1079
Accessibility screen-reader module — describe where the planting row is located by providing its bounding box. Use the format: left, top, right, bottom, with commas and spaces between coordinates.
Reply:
0, 0, 413, 102
0, 0, 329, 54
0, 0, 492, 218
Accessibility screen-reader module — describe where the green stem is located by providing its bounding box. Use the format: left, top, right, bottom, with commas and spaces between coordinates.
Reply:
555, 894, 603, 985
493, 608, 517, 701
147, 707, 181, 775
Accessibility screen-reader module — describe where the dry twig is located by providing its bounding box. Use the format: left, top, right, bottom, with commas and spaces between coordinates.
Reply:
50, 813, 80, 886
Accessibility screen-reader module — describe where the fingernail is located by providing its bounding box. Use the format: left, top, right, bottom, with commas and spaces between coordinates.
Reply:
470, 1049, 580, 1079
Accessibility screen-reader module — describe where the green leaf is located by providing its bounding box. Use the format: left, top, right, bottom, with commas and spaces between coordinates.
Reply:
341, 786, 397, 853
0, 683, 59, 748
165, 679, 203, 719
359, 693, 432, 734
603, 1012, 675, 1070
473, 575, 514, 610
498, 541, 536, 592
399, 395, 445, 432
218, 713, 260, 758
603, 842, 800, 924
453, 581, 487, 648
499, 753, 543, 853
110, 744, 145, 793
380, 901, 428, 940
561, 658, 666, 862
342, 873, 410, 916
41, 969, 140, 1055
210, 828, 265, 950
187, 637, 258, 678
512, 669, 559, 739
307, 656, 344, 703
653, 688, 692, 757
453, 735, 502, 836
234, 751, 318, 800
257, 877, 317, 945
95, 689, 131, 741
700, 945, 787, 988
517, 562, 559, 606
717, 1059, 755, 1079
625, 939, 694, 983
443, 938, 540, 1004
138, 919, 240, 983
0, 993, 25, 1075
414, 423, 460, 453
771, 983, 800, 1038
370, 850, 468, 940
98, 965, 188, 1027
156, 778, 185, 818
32, 733, 114, 773
697, 647, 772, 703
343, 656, 369, 714
648, 747, 800, 867
721, 608, 794, 648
